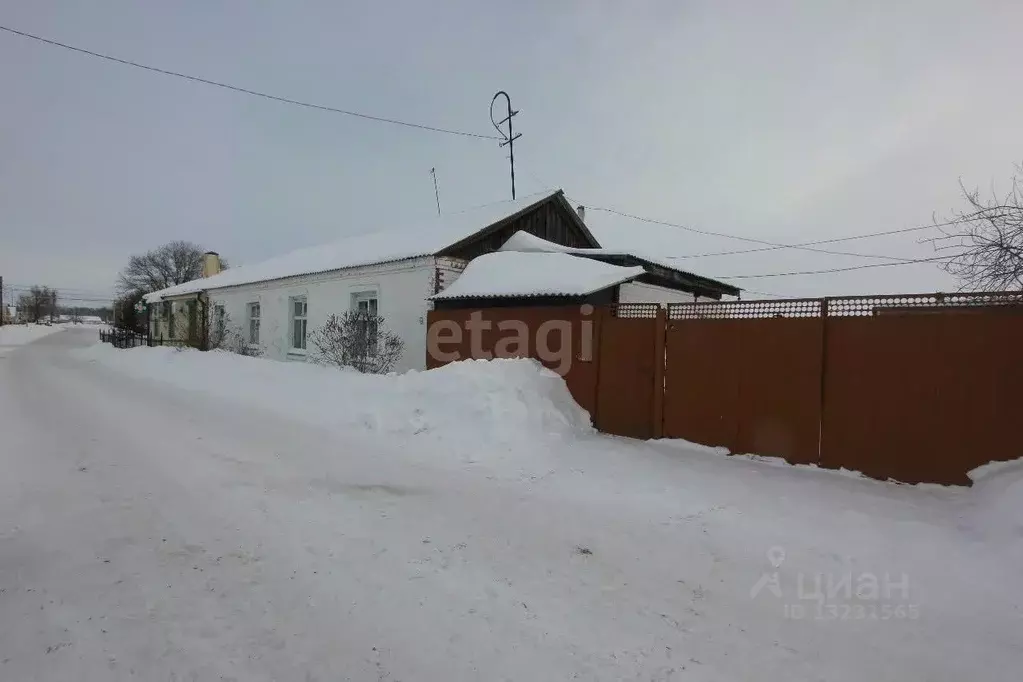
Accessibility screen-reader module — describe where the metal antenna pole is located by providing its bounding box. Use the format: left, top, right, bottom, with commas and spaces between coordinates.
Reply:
490, 91, 522, 199
430, 167, 441, 216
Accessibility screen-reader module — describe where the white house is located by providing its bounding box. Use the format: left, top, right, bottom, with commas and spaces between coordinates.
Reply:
143, 190, 739, 371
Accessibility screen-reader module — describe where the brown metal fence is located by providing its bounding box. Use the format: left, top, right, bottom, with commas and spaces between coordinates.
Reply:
664, 305, 823, 465
818, 293, 1023, 484
595, 304, 662, 439
666, 292, 1023, 484
427, 291, 1023, 485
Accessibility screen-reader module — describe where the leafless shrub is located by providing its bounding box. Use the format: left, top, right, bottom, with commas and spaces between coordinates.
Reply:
187, 298, 262, 356
310, 310, 404, 374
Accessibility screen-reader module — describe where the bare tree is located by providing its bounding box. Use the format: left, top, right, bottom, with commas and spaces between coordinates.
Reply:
117, 241, 226, 297
310, 310, 404, 374
113, 291, 147, 332
16, 286, 58, 323
931, 166, 1023, 291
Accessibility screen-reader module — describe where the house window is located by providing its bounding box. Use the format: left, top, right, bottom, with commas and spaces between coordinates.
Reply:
165, 301, 175, 338
351, 292, 378, 355
214, 304, 226, 341
187, 300, 198, 342
290, 297, 307, 350
247, 302, 260, 345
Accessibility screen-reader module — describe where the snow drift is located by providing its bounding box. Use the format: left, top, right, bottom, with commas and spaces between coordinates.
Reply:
0, 323, 63, 355
75, 345, 592, 444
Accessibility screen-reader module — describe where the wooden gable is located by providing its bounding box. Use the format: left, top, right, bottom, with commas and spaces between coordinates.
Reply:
436, 191, 599, 262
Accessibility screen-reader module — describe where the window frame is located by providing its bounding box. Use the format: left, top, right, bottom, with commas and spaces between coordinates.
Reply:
247, 302, 260, 346
351, 291, 379, 356
213, 303, 226, 341
289, 296, 308, 352
165, 300, 175, 339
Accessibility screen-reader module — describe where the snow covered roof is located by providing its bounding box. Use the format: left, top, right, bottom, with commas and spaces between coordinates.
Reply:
499, 231, 741, 296
144, 190, 565, 303
503, 228, 684, 270
431, 251, 645, 300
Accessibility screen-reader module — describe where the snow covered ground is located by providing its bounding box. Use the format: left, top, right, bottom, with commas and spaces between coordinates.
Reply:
1, 329, 1020, 680
0, 323, 63, 356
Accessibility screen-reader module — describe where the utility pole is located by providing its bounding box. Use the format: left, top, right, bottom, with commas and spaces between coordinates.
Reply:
430, 167, 441, 216
0, 276, 4, 327
490, 91, 521, 200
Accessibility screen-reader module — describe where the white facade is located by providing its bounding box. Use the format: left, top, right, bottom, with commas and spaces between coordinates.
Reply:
150, 256, 466, 372
618, 281, 697, 305
200, 256, 450, 373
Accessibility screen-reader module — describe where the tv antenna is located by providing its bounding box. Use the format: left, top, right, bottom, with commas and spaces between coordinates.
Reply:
490, 91, 521, 199
430, 167, 441, 216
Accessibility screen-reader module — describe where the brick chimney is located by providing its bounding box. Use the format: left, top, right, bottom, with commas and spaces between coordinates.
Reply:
202, 251, 222, 278
576, 205, 586, 222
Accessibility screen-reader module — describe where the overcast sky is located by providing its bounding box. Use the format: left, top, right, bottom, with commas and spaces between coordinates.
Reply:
2, 1, 1021, 304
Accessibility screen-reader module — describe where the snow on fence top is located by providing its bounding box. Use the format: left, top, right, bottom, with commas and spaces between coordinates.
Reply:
144, 191, 563, 303
430, 251, 645, 300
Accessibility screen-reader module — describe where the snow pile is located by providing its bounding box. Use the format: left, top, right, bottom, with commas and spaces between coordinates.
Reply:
0, 324, 62, 355
966, 459, 1023, 548
75, 345, 592, 445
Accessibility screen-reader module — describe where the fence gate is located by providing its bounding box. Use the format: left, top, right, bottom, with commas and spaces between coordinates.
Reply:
663, 300, 824, 465
593, 305, 662, 439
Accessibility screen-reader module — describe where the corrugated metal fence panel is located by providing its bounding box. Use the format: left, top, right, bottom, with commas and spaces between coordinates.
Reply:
594, 305, 660, 439
820, 305, 1023, 485
663, 316, 822, 465
733, 318, 822, 465
663, 319, 740, 449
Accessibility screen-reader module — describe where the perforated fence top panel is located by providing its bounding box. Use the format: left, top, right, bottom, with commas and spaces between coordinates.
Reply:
669, 291, 1023, 320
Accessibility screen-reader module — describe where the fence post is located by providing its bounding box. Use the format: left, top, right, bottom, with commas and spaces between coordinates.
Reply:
817, 297, 830, 465
651, 306, 666, 439
591, 305, 606, 430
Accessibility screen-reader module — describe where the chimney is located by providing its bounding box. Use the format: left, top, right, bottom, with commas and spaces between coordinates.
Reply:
202, 251, 221, 278
576, 205, 586, 222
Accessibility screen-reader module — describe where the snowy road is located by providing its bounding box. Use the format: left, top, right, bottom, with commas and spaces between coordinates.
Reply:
1, 330, 1020, 681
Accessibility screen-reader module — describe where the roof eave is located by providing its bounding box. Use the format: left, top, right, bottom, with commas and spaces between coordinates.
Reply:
144, 253, 437, 302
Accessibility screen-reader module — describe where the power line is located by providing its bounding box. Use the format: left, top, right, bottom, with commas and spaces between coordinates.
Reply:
7, 293, 114, 302
717, 255, 954, 280
741, 288, 793, 299
6, 284, 115, 297
571, 198, 954, 262
670, 221, 963, 260
0, 24, 499, 141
